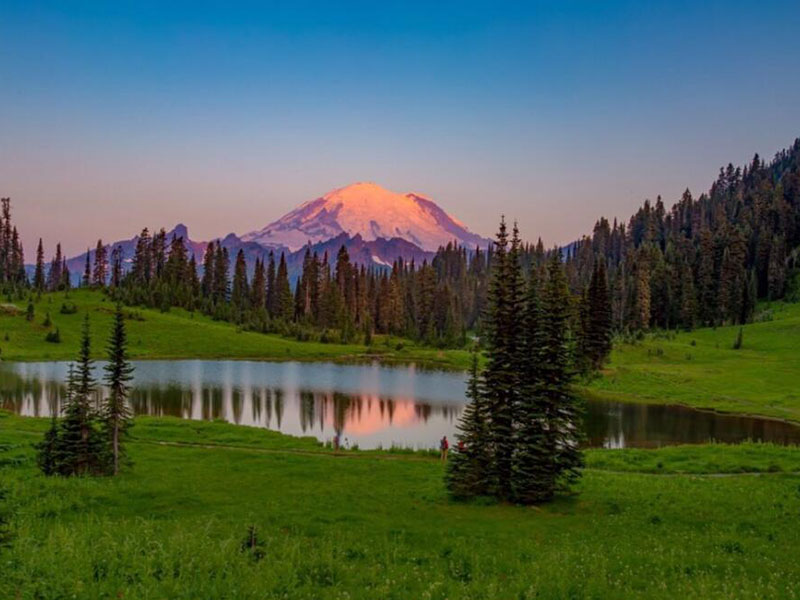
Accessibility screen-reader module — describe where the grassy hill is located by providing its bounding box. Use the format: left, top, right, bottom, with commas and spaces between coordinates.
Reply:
0, 289, 471, 369
2, 412, 799, 599
589, 303, 800, 422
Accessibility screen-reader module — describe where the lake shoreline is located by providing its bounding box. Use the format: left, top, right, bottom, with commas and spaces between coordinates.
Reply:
4, 359, 800, 449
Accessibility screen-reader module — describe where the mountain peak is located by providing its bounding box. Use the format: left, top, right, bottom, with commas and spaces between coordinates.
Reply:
242, 183, 491, 252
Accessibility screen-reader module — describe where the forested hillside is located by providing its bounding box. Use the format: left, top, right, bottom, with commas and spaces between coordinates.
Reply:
12, 138, 800, 347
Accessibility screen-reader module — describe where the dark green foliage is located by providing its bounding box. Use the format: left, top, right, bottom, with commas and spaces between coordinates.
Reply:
511, 266, 555, 503
578, 258, 613, 371
240, 525, 266, 561
274, 253, 293, 322
230, 249, 250, 324
60, 301, 77, 314
538, 253, 583, 491
25, 299, 34, 321
33, 238, 46, 291
0, 484, 12, 550
82, 248, 91, 288
446, 351, 491, 498
93, 239, 107, 287
37, 310, 136, 477
44, 328, 60, 343
101, 303, 134, 475
480, 218, 520, 499
35, 413, 60, 475
447, 222, 583, 505
50, 316, 105, 476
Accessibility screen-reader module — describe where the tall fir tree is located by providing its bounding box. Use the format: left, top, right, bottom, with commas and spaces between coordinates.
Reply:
510, 266, 556, 504
539, 253, 583, 492
266, 251, 277, 317
34, 238, 46, 291
82, 248, 92, 287
230, 249, 250, 323
274, 253, 293, 322
585, 258, 613, 369
110, 245, 124, 289
102, 304, 134, 475
93, 240, 108, 287
53, 315, 104, 476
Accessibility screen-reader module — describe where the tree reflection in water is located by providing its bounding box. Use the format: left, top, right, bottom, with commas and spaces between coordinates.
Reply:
2, 360, 800, 449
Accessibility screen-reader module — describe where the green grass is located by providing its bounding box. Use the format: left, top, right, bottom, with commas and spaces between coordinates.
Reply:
588, 302, 800, 422
2, 412, 800, 599
0, 289, 471, 369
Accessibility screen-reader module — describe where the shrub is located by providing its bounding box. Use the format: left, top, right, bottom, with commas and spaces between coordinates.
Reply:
59, 302, 78, 315
239, 525, 266, 561
45, 328, 61, 344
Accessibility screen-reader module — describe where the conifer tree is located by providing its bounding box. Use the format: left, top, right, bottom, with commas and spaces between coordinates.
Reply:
61, 258, 71, 290
539, 253, 583, 491
680, 261, 697, 330
34, 238, 46, 291
110, 245, 124, 289
231, 249, 250, 323
201, 241, 216, 299
274, 253, 293, 322
82, 249, 92, 287
266, 251, 277, 317
93, 240, 107, 287
102, 304, 134, 475
47, 243, 63, 291
510, 266, 555, 503
446, 351, 491, 498
53, 317, 104, 476
585, 258, 612, 369
36, 409, 60, 476
251, 258, 266, 309
212, 244, 230, 309
697, 230, 717, 326
481, 218, 523, 500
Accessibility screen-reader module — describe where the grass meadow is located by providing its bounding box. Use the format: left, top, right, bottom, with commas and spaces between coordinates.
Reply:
588, 302, 800, 421
0, 289, 471, 369
2, 413, 800, 599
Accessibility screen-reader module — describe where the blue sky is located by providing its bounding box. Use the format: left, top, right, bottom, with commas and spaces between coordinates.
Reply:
2, 1, 799, 255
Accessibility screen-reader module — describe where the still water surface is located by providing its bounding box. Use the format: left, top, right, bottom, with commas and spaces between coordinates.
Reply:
2, 360, 799, 450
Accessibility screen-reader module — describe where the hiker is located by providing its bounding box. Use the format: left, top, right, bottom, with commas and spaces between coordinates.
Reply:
440, 436, 449, 461
457, 440, 465, 452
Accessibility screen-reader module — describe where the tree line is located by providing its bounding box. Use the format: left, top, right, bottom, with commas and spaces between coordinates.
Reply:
15, 137, 800, 352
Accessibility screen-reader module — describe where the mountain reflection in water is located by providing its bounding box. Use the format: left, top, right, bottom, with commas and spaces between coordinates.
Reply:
2, 360, 800, 450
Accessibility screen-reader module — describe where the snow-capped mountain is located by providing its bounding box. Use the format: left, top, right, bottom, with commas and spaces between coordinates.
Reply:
242, 182, 492, 252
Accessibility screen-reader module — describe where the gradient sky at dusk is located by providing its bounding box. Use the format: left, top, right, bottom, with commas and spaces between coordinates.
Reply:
2, 1, 799, 256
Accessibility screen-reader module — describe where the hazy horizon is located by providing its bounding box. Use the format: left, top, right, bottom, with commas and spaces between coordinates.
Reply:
2, 1, 800, 256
